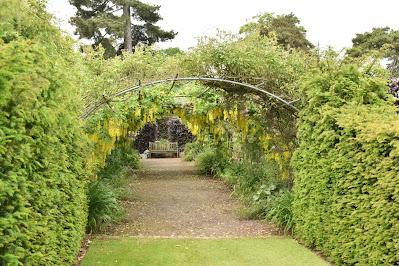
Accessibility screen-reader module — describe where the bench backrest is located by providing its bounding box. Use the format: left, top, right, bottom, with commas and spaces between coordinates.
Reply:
149, 141, 178, 152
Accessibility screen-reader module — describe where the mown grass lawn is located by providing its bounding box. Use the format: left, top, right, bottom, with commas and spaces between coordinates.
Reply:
81, 237, 328, 266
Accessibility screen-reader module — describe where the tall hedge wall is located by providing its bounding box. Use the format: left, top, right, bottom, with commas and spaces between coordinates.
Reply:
0, 1, 88, 264
292, 64, 399, 265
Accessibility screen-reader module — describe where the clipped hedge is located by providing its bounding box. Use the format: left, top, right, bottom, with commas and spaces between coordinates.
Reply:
0, 1, 88, 265
293, 64, 399, 265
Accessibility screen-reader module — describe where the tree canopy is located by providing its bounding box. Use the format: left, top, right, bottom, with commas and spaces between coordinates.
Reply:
346, 27, 399, 76
69, 0, 177, 57
240, 12, 314, 51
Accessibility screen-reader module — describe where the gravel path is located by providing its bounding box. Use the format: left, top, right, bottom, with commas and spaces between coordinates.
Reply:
110, 158, 276, 238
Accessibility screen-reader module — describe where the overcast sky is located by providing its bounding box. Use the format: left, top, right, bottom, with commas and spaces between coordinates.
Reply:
47, 0, 399, 51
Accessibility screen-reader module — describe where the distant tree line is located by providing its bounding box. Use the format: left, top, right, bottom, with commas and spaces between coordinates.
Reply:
68, 2, 399, 76
69, 0, 177, 57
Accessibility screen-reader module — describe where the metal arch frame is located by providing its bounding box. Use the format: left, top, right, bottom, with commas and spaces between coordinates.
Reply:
81, 77, 299, 119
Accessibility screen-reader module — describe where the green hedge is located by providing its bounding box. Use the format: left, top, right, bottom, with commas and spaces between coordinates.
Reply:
292, 64, 399, 265
0, 1, 88, 265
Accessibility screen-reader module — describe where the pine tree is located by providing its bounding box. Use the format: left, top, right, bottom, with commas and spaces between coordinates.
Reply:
69, 0, 177, 57
240, 13, 314, 51
347, 27, 399, 76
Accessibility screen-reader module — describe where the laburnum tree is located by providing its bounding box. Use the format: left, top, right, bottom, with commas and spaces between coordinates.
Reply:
347, 27, 399, 76
240, 13, 314, 52
69, 0, 177, 57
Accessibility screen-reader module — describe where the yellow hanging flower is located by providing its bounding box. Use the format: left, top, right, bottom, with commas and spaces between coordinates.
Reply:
134, 108, 141, 117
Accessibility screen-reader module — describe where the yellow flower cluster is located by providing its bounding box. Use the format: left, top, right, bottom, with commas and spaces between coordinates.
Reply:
86, 101, 293, 181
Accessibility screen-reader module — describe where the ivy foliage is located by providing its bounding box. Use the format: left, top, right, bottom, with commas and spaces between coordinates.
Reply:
0, 0, 88, 264
292, 55, 399, 265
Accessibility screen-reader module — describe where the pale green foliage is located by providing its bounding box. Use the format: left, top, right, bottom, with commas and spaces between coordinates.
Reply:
81, 46, 181, 106
182, 33, 312, 97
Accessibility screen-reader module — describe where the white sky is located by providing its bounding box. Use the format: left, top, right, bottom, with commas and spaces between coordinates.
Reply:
47, 0, 399, 51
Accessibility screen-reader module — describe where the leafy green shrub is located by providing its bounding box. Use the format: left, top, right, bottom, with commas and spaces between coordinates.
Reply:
88, 144, 139, 231
196, 149, 228, 176
222, 160, 281, 197
87, 180, 124, 232
121, 145, 141, 170
0, 1, 88, 264
293, 62, 399, 265
266, 189, 293, 232
221, 161, 245, 186
183, 141, 204, 161
98, 144, 140, 181
221, 159, 293, 226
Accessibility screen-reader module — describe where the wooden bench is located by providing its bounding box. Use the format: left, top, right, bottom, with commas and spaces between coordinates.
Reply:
148, 141, 179, 158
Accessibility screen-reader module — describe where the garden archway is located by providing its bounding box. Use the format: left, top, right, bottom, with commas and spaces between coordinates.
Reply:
81, 76, 299, 119
84, 74, 300, 184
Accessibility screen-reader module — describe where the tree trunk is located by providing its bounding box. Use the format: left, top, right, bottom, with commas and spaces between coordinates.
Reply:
123, 3, 133, 52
